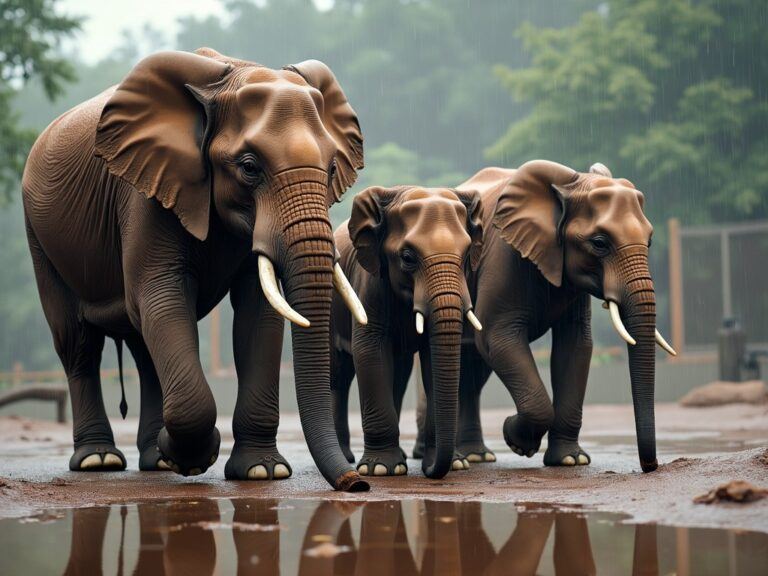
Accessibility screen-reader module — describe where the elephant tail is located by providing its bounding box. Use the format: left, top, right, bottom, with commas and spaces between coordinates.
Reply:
115, 338, 127, 419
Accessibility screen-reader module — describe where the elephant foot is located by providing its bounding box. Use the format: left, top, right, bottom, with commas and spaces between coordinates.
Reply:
421, 447, 470, 473
543, 439, 591, 467
451, 451, 471, 471
503, 415, 547, 458
69, 444, 127, 471
138, 445, 171, 471
157, 426, 220, 477
456, 440, 497, 463
357, 446, 407, 476
224, 444, 292, 481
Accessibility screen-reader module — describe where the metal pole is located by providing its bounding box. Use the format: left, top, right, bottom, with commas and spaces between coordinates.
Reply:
668, 219, 685, 355
721, 230, 732, 318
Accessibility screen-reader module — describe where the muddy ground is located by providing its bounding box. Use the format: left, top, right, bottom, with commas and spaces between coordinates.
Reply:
0, 403, 766, 533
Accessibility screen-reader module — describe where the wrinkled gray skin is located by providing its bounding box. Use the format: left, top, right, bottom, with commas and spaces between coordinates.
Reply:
22, 48, 368, 491
331, 186, 483, 479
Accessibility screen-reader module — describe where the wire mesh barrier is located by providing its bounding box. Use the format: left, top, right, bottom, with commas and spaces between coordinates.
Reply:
669, 218, 768, 354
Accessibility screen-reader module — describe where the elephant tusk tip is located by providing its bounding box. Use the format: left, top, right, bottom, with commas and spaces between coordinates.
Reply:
415, 312, 425, 335
466, 310, 483, 331
655, 329, 677, 356
333, 263, 368, 325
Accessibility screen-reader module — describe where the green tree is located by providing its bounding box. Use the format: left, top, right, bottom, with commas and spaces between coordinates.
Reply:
0, 0, 79, 204
488, 0, 768, 225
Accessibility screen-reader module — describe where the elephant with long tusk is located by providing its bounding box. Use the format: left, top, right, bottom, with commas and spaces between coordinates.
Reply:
419, 160, 673, 471
330, 185, 484, 479
22, 47, 370, 491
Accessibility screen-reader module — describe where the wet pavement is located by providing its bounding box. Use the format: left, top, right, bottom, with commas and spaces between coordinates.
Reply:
2, 498, 767, 575
0, 402, 767, 573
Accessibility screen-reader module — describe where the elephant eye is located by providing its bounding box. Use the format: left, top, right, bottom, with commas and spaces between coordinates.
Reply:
400, 249, 418, 270
328, 158, 337, 183
238, 155, 264, 184
589, 235, 611, 255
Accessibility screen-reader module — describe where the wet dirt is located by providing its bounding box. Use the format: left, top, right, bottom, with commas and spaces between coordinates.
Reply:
0, 403, 767, 539
1, 498, 766, 575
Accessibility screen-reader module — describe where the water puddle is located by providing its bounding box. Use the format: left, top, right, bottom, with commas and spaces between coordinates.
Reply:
0, 498, 765, 575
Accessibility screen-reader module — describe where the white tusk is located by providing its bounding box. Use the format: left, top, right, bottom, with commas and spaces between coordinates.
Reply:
466, 310, 483, 331
333, 263, 368, 325
608, 301, 636, 346
655, 329, 677, 356
257, 255, 310, 328
415, 312, 425, 335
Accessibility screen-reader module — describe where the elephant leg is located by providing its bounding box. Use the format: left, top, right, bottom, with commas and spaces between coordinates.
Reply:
27, 225, 125, 471
544, 296, 593, 467
125, 336, 168, 471
139, 279, 219, 477
225, 264, 291, 481
352, 328, 406, 476
331, 349, 356, 463
392, 353, 414, 463
457, 344, 495, 463
419, 345, 469, 472
482, 323, 554, 458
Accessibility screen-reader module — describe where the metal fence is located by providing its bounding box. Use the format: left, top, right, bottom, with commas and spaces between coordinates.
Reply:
668, 218, 768, 354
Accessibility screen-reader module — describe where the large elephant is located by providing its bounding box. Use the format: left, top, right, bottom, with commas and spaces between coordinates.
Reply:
443, 160, 674, 471
331, 186, 483, 478
22, 48, 370, 491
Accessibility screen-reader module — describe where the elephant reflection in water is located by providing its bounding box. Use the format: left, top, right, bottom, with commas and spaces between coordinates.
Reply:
62, 499, 660, 576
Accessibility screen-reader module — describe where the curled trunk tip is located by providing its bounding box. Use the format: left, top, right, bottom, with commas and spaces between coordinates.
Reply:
334, 470, 370, 492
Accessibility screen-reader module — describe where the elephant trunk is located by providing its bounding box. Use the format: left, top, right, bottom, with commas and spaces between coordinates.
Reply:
611, 245, 658, 472
274, 168, 369, 491
421, 257, 465, 479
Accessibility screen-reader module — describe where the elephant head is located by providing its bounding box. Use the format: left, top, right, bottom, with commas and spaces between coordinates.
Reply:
349, 186, 483, 478
94, 48, 367, 490
493, 160, 675, 473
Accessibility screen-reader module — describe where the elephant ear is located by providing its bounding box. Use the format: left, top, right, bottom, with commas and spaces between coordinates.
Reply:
348, 186, 400, 276
95, 51, 232, 241
454, 189, 484, 270
493, 160, 578, 287
284, 60, 364, 204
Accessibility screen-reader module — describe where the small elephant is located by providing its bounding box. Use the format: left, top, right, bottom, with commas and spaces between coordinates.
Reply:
331, 185, 483, 478
441, 161, 675, 470
22, 48, 369, 491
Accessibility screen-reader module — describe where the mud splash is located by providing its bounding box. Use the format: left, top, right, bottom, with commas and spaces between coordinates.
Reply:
1, 498, 766, 575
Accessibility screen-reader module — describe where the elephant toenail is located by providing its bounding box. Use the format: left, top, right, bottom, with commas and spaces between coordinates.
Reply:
248, 465, 268, 479
103, 454, 123, 467
562, 455, 576, 465
157, 459, 171, 470
80, 454, 102, 469
467, 453, 483, 463
484, 453, 497, 462
462, 459, 470, 469
452, 460, 463, 470
273, 464, 291, 479
357, 464, 369, 475
394, 464, 407, 475
188, 467, 202, 476
577, 454, 589, 465
373, 464, 388, 476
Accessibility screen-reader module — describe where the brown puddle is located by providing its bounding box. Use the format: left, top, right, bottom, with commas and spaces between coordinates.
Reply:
0, 498, 766, 575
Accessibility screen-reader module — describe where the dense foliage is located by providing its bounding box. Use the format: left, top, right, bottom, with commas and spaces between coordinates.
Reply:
2, 0, 766, 370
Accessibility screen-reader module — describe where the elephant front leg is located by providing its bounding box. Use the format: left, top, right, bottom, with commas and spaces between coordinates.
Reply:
482, 323, 554, 459
225, 266, 291, 481
544, 296, 593, 467
352, 327, 407, 476
456, 344, 496, 463
139, 282, 220, 477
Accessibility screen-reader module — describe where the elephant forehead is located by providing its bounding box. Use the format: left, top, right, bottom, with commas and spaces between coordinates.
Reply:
588, 186, 653, 240
235, 78, 324, 124
393, 195, 471, 254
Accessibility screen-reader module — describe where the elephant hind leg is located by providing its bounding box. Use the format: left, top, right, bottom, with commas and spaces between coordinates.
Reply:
125, 336, 169, 471
331, 350, 356, 463
26, 221, 124, 471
